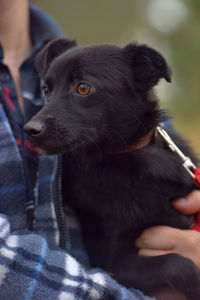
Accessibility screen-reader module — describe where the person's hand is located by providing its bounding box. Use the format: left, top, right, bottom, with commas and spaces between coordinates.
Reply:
135, 190, 200, 268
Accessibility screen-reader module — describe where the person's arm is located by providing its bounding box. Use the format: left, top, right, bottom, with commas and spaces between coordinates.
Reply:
136, 191, 200, 268
0, 214, 154, 300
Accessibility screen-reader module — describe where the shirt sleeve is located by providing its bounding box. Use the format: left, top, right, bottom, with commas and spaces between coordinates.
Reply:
0, 214, 156, 300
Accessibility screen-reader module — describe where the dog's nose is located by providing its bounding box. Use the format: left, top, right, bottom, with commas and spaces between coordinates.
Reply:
24, 121, 45, 137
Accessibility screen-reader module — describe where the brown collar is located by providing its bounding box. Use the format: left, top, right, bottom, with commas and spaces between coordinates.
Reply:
105, 128, 157, 154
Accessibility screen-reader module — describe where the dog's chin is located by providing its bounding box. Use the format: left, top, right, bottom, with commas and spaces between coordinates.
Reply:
32, 142, 84, 155
35, 145, 69, 155
27, 135, 100, 155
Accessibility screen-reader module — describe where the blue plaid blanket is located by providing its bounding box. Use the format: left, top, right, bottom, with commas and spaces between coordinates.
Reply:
0, 213, 155, 300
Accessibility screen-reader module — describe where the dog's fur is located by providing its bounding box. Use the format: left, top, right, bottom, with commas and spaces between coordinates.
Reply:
24, 39, 200, 299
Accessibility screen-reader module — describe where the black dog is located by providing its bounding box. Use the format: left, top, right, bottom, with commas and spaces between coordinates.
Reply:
24, 38, 200, 299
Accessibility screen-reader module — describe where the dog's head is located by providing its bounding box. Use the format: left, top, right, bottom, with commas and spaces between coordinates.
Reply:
24, 38, 171, 154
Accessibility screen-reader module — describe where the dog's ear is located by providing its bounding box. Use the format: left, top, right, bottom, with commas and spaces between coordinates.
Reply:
35, 38, 77, 77
122, 43, 171, 91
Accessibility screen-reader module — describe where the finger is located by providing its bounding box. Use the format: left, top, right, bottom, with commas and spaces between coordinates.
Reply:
155, 289, 187, 300
173, 190, 200, 214
135, 226, 183, 250
138, 229, 200, 269
138, 248, 172, 256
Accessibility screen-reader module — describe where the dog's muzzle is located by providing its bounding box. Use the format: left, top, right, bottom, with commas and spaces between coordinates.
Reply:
24, 120, 45, 138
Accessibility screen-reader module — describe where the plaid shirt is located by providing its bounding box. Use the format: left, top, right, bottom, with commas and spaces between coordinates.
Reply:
0, 4, 155, 300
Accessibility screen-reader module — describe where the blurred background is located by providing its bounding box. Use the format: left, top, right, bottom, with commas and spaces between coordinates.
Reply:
35, 0, 200, 153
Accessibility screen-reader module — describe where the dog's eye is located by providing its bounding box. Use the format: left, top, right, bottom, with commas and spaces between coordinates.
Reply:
76, 83, 91, 95
43, 85, 51, 101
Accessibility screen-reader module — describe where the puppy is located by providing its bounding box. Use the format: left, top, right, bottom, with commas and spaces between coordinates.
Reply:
24, 38, 200, 299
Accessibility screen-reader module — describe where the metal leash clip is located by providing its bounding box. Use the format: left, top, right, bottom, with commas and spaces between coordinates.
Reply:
157, 125, 197, 179
157, 125, 200, 232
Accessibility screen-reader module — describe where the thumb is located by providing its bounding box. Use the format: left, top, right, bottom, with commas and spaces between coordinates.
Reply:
173, 190, 200, 215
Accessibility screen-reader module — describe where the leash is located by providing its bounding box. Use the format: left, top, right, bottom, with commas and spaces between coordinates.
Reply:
157, 125, 200, 231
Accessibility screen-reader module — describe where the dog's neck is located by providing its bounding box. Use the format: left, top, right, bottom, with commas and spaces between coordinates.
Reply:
105, 128, 157, 154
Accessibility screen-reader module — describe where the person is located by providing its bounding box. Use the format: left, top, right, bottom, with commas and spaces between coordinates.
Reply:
0, 1, 200, 299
